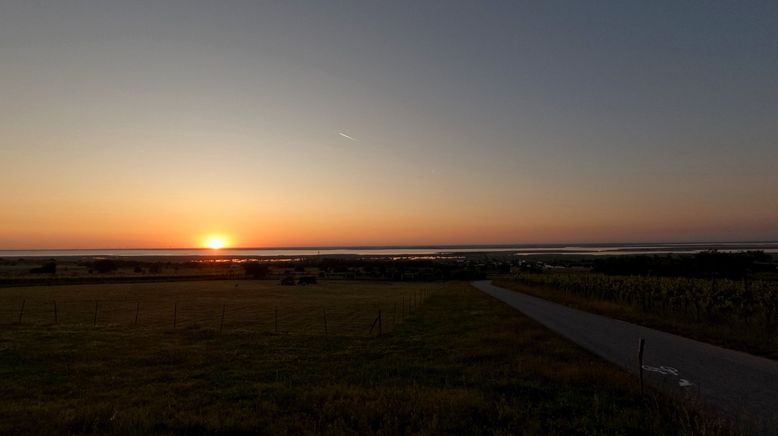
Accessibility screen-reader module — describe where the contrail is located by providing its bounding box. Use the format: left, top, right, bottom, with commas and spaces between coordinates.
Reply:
338, 132, 357, 141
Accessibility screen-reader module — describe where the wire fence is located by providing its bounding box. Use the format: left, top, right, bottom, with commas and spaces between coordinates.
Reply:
0, 289, 435, 337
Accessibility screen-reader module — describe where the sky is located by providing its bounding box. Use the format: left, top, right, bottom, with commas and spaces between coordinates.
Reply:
1, 1, 777, 249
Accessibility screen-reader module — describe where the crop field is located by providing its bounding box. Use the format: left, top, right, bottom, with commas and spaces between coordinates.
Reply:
0, 280, 729, 434
497, 271, 778, 359
0, 280, 435, 336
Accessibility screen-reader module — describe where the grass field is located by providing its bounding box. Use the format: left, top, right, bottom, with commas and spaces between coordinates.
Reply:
0, 281, 731, 434
0, 280, 435, 336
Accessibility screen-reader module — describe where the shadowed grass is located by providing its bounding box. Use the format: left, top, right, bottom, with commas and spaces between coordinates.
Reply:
0, 280, 434, 335
0, 281, 732, 434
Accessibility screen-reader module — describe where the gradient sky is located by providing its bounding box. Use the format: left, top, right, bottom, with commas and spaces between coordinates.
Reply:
2, 1, 777, 249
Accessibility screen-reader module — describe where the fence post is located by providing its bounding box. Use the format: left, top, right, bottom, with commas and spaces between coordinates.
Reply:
322, 307, 328, 337
369, 311, 380, 336
638, 338, 645, 395
53, 300, 58, 324
93, 301, 99, 327
135, 301, 140, 326
274, 306, 278, 334
173, 302, 177, 328
18, 299, 25, 324
219, 304, 226, 333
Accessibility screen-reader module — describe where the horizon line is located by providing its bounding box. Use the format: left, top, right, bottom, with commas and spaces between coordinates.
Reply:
2, 240, 778, 252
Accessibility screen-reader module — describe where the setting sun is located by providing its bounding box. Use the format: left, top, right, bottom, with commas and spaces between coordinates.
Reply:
203, 235, 229, 250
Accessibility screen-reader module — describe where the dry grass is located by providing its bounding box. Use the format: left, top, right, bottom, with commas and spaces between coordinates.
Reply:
0, 280, 436, 335
0, 281, 734, 434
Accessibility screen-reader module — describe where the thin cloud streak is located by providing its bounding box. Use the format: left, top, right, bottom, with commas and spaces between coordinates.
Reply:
339, 132, 357, 141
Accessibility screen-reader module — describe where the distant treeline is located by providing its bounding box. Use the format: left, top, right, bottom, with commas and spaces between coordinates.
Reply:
285, 258, 487, 281
9, 256, 487, 284
592, 251, 775, 280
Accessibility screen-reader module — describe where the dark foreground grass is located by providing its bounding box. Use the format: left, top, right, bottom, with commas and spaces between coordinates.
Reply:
0, 282, 731, 435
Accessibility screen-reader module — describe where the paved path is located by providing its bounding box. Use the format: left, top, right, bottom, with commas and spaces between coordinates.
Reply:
472, 280, 778, 435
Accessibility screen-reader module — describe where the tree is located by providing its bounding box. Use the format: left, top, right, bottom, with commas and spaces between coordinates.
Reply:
29, 261, 56, 274
93, 259, 117, 273
243, 263, 269, 279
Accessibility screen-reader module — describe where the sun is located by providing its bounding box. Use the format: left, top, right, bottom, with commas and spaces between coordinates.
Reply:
203, 235, 229, 250
207, 238, 225, 249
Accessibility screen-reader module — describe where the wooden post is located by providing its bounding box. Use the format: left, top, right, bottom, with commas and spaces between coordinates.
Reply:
274, 306, 278, 334
322, 307, 328, 337
134, 302, 140, 326
173, 302, 177, 328
18, 299, 25, 324
219, 304, 226, 333
369, 313, 379, 336
93, 301, 99, 327
638, 338, 645, 395
53, 300, 58, 324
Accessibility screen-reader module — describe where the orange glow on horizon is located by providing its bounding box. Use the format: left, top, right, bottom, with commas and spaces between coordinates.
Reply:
203, 235, 230, 250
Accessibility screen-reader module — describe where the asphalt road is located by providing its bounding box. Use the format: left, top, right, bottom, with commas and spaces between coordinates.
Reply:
472, 280, 778, 435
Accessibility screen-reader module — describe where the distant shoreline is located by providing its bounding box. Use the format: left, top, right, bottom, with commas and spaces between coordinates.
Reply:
3, 240, 778, 251
2, 241, 778, 258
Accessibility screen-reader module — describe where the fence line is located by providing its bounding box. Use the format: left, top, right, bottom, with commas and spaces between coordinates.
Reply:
0, 289, 436, 337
